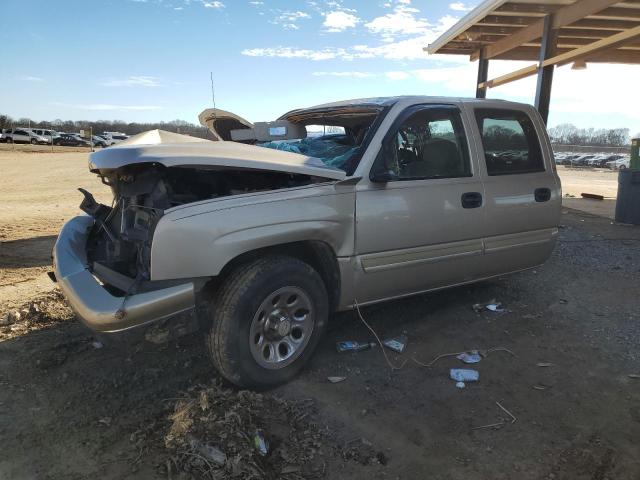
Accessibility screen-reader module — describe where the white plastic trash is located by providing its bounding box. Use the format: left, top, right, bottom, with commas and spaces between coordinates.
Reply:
450, 368, 479, 383
457, 351, 482, 364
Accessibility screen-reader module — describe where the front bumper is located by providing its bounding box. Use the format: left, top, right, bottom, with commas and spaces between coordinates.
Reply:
53, 216, 195, 333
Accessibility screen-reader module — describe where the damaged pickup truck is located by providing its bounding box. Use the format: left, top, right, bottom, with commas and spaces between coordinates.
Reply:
53, 96, 561, 388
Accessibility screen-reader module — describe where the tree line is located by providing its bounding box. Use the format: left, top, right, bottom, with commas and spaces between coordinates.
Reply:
1, 113, 635, 147
547, 123, 631, 147
0, 114, 212, 139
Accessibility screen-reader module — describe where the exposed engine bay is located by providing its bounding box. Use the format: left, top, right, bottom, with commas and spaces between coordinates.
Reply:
82, 165, 321, 288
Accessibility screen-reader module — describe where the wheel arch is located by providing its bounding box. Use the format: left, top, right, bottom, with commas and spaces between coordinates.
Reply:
210, 240, 341, 313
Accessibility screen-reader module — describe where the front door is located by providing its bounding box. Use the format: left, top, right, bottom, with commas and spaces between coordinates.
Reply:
353, 104, 487, 304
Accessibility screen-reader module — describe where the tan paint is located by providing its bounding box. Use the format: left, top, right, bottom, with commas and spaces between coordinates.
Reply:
56, 96, 562, 332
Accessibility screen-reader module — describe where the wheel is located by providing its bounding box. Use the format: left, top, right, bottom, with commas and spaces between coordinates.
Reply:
207, 255, 328, 389
30, 138, 37, 145
6, 137, 13, 144
619, 164, 627, 170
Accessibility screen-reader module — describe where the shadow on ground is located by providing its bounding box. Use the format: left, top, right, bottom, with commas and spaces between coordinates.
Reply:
0, 235, 57, 268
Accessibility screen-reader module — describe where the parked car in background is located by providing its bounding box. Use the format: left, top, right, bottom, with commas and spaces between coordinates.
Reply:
606, 157, 630, 170
101, 132, 129, 145
3, 128, 50, 144
53, 96, 562, 388
53, 133, 90, 146
563, 154, 594, 166
592, 154, 624, 168
91, 135, 108, 148
31, 129, 60, 143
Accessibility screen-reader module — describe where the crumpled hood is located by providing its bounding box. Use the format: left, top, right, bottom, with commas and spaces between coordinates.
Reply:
89, 141, 346, 180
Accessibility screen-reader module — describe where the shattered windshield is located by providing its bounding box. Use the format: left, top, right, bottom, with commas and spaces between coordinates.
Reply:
257, 106, 384, 173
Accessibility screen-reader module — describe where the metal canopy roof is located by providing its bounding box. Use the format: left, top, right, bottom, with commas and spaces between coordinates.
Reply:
427, 0, 640, 65
426, 0, 640, 123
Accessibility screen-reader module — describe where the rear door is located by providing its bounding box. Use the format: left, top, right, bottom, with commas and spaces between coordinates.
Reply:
467, 105, 561, 276
353, 104, 487, 304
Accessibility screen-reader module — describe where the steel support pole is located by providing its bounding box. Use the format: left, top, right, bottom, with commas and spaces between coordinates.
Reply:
534, 14, 559, 124
476, 51, 489, 99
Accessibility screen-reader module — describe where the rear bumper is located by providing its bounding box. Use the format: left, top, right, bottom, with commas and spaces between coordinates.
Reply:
53, 215, 195, 333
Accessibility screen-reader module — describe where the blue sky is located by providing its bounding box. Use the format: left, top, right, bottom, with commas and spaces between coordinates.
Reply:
1, 0, 638, 132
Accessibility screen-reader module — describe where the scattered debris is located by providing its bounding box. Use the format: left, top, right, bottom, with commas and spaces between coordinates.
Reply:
342, 437, 387, 466
187, 435, 227, 465
628, 374, 640, 379
91, 340, 104, 349
353, 300, 407, 371
457, 350, 482, 364
98, 417, 112, 426
472, 402, 517, 430
450, 369, 479, 385
496, 401, 517, 424
473, 299, 505, 313
336, 341, 376, 353
581, 192, 604, 200
536, 362, 554, 367
328, 376, 347, 383
486, 303, 505, 312
533, 384, 550, 390
382, 334, 408, 353
145, 326, 170, 344
413, 346, 515, 368
0, 292, 74, 341
455, 381, 466, 389
253, 430, 269, 456
164, 381, 362, 479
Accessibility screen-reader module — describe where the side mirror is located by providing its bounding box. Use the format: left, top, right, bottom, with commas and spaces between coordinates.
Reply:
370, 168, 396, 183
370, 141, 397, 183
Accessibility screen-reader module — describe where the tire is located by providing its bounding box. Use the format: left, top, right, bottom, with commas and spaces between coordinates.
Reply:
6, 137, 12, 144
207, 255, 328, 389
30, 138, 37, 145
619, 164, 627, 170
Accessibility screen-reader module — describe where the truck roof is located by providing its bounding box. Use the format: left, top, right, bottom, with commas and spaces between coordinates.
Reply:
279, 95, 526, 120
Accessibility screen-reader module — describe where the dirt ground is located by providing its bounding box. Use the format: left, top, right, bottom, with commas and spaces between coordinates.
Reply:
1, 150, 639, 479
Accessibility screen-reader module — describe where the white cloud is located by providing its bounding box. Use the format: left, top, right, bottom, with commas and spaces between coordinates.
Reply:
174, 6, 183, 10
52, 102, 162, 111
313, 71, 375, 78
365, 1, 429, 40
385, 71, 410, 80
23, 76, 45, 82
242, 14, 466, 63
242, 47, 341, 61
449, 2, 473, 12
99, 76, 161, 87
323, 10, 359, 32
202, 1, 224, 8
249, 1, 263, 4
270, 10, 311, 30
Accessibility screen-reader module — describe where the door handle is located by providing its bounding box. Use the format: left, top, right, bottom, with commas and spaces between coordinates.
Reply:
534, 187, 551, 202
461, 192, 483, 209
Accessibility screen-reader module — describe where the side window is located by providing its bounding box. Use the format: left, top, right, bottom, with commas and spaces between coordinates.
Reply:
377, 107, 471, 181
475, 109, 544, 175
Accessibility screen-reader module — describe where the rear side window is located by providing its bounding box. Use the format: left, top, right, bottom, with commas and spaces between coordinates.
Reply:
475, 109, 544, 176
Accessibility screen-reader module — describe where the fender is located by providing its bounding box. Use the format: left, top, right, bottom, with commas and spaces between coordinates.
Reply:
150, 184, 355, 281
